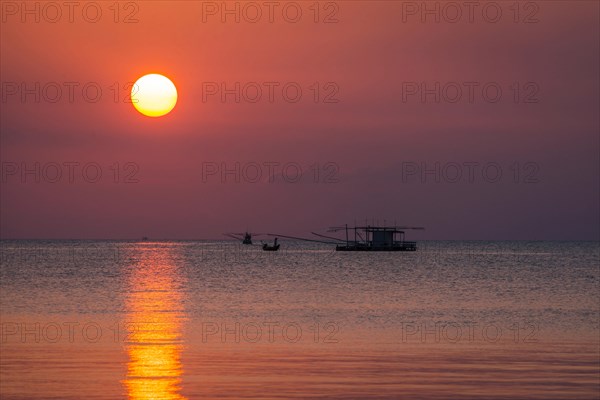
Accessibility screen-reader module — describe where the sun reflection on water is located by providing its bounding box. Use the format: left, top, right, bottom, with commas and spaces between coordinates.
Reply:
123, 247, 187, 400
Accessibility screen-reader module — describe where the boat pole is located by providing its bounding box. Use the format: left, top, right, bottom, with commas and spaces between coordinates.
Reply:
345, 224, 348, 246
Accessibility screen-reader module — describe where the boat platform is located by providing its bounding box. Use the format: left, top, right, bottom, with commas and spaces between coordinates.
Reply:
336, 241, 417, 251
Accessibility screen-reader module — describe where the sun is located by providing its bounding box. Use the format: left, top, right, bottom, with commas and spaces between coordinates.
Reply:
131, 74, 177, 117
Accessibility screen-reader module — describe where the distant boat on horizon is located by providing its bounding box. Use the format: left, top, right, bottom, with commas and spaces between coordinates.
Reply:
332, 225, 423, 251
267, 223, 425, 252
262, 237, 280, 251
224, 232, 265, 245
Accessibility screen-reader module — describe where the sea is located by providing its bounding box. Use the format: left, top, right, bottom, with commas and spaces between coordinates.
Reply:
0, 240, 598, 399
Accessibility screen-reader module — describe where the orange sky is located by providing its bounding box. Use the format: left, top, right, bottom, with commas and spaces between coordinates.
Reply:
1, 1, 598, 239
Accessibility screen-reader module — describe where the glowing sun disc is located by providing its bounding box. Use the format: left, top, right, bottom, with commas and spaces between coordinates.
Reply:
131, 74, 177, 117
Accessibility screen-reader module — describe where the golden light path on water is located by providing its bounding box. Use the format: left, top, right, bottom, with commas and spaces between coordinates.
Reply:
123, 247, 187, 400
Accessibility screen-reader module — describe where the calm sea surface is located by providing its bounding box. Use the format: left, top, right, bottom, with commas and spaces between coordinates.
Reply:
1, 240, 598, 399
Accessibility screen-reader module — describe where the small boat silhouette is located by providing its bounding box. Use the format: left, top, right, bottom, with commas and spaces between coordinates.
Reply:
262, 238, 280, 251
224, 231, 265, 245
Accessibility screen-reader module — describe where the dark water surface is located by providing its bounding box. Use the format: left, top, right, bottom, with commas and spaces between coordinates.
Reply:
1, 240, 598, 399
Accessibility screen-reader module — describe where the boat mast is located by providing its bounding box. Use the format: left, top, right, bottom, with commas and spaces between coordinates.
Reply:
345, 224, 349, 246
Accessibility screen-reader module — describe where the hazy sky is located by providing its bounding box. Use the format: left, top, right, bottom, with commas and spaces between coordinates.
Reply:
1, 1, 598, 240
